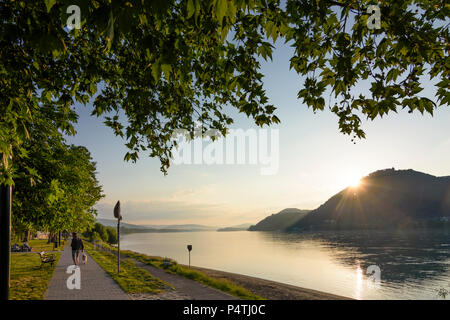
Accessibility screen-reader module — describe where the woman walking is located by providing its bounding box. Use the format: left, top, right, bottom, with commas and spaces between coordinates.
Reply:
71, 232, 84, 265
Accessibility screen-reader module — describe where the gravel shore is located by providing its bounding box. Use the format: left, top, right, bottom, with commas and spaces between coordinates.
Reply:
129, 290, 190, 300
187, 265, 352, 300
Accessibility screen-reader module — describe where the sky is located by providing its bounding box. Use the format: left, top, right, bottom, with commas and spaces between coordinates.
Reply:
65, 38, 450, 227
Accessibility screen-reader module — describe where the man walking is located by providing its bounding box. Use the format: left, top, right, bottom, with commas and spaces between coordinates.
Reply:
71, 232, 84, 265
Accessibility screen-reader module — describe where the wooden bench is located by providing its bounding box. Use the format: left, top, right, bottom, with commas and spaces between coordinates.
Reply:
39, 252, 56, 267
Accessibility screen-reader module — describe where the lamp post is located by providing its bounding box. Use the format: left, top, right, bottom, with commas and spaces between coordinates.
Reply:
0, 184, 12, 300
113, 201, 122, 274
187, 245, 192, 268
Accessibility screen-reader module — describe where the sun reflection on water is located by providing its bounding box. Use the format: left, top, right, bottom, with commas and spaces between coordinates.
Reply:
356, 263, 363, 300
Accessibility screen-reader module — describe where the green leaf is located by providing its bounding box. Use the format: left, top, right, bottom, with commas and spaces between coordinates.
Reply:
187, 0, 195, 19
151, 60, 161, 83
226, 1, 237, 23
257, 42, 274, 61
44, 0, 56, 13
161, 63, 172, 78
215, 0, 227, 25
106, 9, 114, 50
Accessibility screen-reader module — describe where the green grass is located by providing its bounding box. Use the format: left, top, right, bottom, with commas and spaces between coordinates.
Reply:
11, 238, 65, 252
121, 250, 263, 300
10, 252, 61, 300
86, 240, 262, 299
84, 242, 168, 294
27, 239, 65, 252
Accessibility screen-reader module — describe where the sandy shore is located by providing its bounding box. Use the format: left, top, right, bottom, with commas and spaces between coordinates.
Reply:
186, 265, 352, 300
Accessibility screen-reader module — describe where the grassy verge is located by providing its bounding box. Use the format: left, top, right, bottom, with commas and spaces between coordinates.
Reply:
121, 250, 263, 300
84, 242, 169, 294
10, 252, 61, 300
27, 239, 65, 252
86, 240, 262, 299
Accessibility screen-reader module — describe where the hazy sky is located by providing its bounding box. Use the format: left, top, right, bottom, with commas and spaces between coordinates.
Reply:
65, 39, 450, 227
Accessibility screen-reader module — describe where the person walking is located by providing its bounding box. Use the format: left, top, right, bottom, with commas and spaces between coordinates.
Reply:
71, 232, 84, 265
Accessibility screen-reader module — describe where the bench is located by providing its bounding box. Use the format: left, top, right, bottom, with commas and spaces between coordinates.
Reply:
11, 245, 32, 252
39, 252, 56, 267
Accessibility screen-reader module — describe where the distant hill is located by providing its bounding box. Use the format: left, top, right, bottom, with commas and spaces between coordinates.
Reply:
97, 218, 147, 229
217, 223, 253, 232
288, 169, 450, 231
248, 208, 311, 231
139, 224, 217, 231
96, 218, 217, 233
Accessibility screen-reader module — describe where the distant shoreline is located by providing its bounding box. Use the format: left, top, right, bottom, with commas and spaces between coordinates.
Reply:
185, 265, 352, 300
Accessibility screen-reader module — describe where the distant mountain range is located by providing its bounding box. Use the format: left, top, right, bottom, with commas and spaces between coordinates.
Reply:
248, 209, 310, 231
96, 218, 217, 233
97, 218, 256, 233
250, 169, 450, 232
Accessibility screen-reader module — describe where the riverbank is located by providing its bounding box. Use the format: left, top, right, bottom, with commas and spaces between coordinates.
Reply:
188, 265, 352, 300
97, 241, 350, 300
125, 249, 351, 300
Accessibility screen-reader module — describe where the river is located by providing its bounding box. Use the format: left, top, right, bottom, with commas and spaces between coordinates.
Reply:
121, 229, 450, 299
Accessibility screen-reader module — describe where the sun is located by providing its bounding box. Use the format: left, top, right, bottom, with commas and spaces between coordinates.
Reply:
336, 170, 365, 191
349, 177, 362, 188
344, 173, 363, 189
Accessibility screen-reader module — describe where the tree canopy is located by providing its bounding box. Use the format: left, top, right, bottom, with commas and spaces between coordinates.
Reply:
1, 0, 448, 182
12, 124, 103, 234
83, 222, 118, 244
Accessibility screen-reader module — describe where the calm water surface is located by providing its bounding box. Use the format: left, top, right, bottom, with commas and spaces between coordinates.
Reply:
121, 229, 450, 299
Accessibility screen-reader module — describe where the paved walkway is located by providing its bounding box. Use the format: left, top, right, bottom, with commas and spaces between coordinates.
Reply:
45, 243, 237, 300
100, 246, 237, 300
132, 259, 237, 300
45, 245, 130, 300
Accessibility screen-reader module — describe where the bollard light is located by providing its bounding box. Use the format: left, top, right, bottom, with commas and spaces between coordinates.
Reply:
187, 245, 192, 268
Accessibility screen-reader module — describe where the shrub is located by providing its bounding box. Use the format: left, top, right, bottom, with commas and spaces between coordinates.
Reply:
106, 226, 118, 244
90, 231, 102, 242
94, 223, 108, 242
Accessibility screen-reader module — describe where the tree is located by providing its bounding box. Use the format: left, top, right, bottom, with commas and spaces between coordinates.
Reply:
1, 0, 448, 182
106, 226, 118, 245
12, 125, 104, 235
83, 223, 117, 244
89, 231, 102, 242
94, 223, 108, 242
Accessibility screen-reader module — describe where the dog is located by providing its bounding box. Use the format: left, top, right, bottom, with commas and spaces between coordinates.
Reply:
81, 252, 88, 264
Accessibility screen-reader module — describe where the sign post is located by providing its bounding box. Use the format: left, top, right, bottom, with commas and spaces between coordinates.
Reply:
113, 201, 122, 274
187, 245, 192, 268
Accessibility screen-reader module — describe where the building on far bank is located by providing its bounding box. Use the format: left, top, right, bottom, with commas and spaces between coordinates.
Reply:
34, 231, 49, 239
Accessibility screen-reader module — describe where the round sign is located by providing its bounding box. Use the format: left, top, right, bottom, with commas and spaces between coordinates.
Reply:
114, 200, 122, 220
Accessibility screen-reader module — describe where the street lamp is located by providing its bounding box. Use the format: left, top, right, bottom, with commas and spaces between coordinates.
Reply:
0, 184, 11, 300
113, 200, 122, 274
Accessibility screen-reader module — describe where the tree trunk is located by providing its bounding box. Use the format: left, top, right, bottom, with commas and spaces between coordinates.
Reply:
24, 230, 31, 242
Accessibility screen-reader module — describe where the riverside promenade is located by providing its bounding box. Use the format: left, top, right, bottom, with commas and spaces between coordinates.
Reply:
44, 243, 236, 300
45, 245, 130, 300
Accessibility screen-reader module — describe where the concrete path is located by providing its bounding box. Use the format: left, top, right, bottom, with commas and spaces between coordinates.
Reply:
45, 242, 237, 300
132, 259, 237, 300
103, 246, 237, 299
45, 245, 130, 300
